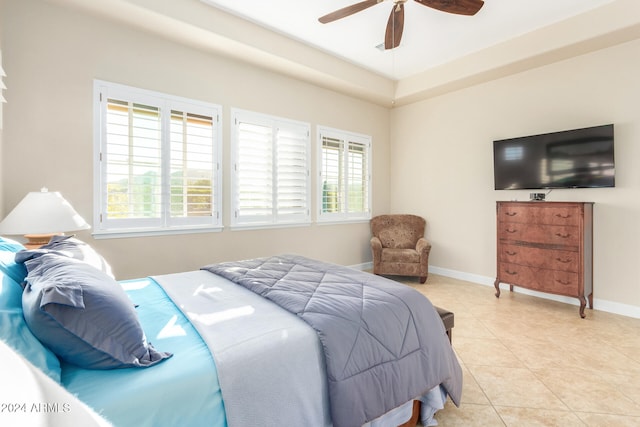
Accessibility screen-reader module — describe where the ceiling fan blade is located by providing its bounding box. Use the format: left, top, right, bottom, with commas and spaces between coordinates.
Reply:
319, 0, 383, 24
414, 0, 484, 16
384, 2, 405, 50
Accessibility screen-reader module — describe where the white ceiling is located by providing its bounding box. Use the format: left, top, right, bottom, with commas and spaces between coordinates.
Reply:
47, 0, 640, 106
200, 0, 615, 79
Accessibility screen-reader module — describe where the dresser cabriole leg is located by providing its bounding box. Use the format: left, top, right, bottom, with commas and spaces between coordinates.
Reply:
494, 278, 501, 298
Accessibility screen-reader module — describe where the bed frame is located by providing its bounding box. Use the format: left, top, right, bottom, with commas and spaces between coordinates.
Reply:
401, 306, 455, 427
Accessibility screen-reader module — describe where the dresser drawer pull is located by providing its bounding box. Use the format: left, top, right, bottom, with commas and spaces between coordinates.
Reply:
556, 279, 572, 285
504, 212, 517, 217
555, 213, 572, 219
505, 250, 517, 256
555, 257, 572, 263
555, 233, 571, 239
505, 228, 517, 234
505, 270, 518, 276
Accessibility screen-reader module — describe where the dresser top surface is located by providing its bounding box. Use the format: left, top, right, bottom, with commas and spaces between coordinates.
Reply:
497, 201, 594, 205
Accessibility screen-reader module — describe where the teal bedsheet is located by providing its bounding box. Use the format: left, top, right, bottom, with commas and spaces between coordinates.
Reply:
61, 277, 226, 427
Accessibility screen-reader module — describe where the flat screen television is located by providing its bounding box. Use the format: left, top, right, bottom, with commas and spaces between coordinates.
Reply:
493, 124, 615, 190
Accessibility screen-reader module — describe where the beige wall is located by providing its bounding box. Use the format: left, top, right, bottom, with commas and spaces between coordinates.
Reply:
2, 0, 638, 316
0, 21, 4, 212
391, 39, 640, 314
0, 0, 391, 279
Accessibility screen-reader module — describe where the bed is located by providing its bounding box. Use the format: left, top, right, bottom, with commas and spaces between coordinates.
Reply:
0, 236, 462, 427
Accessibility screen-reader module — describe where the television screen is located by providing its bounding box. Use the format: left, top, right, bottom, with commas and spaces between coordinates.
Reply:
493, 124, 615, 190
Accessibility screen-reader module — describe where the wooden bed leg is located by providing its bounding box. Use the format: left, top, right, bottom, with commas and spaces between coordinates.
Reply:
397, 400, 421, 427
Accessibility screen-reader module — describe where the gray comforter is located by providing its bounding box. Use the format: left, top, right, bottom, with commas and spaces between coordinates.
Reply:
153, 270, 331, 427
203, 254, 462, 427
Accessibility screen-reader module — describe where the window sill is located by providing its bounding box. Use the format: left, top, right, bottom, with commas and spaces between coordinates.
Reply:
229, 222, 311, 231
316, 218, 371, 225
92, 226, 223, 239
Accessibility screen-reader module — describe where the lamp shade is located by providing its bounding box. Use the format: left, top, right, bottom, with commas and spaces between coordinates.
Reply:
0, 188, 90, 235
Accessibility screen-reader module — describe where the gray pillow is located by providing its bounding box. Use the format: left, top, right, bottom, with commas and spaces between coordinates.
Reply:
22, 253, 172, 369
16, 235, 113, 277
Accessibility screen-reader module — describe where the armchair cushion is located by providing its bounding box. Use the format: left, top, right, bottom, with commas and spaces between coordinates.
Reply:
381, 248, 420, 264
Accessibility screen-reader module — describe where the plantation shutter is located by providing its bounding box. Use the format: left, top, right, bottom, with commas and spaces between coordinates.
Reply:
235, 121, 274, 221
169, 109, 216, 225
232, 110, 310, 227
276, 124, 309, 220
104, 98, 163, 228
347, 140, 369, 213
320, 136, 343, 213
318, 127, 371, 222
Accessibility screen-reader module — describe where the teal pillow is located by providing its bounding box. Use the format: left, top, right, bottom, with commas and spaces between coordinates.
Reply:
0, 237, 27, 283
0, 273, 61, 382
0, 236, 25, 252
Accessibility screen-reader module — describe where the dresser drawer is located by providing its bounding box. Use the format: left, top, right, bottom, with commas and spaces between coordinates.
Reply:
499, 244, 578, 272
498, 223, 580, 247
498, 204, 581, 226
497, 262, 580, 296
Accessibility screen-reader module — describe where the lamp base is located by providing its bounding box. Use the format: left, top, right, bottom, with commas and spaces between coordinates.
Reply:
23, 233, 59, 250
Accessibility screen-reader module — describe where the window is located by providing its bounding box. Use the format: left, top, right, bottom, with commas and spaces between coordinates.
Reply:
317, 126, 372, 222
231, 109, 310, 228
93, 81, 222, 237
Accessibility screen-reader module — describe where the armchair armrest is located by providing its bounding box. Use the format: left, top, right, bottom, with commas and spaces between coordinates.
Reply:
370, 236, 382, 264
416, 238, 432, 259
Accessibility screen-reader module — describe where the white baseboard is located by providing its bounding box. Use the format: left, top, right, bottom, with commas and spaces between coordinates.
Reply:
431, 266, 640, 319
351, 263, 640, 319
350, 262, 373, 271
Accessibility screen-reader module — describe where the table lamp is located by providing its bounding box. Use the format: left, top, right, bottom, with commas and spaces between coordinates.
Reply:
0, 188, 91, 249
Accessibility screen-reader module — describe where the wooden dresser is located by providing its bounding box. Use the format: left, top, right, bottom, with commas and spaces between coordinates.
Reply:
494, 201, 594, 318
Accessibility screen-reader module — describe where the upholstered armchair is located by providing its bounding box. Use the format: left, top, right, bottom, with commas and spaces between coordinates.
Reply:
370, 214, 431, 284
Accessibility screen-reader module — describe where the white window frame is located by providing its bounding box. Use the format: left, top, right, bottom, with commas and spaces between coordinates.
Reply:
0, 50, 5, 129
317, 126, 372, 223
93, 80, 223, 238
230, 108, 311, 229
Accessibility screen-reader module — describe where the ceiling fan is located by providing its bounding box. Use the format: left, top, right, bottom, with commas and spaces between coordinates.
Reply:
318, 0, 485, 50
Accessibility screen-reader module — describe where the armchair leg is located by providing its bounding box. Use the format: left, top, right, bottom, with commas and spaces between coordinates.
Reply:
419, 276, 426, 284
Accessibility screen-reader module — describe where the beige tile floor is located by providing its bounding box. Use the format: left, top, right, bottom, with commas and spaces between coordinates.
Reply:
397, 274, 640, 427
